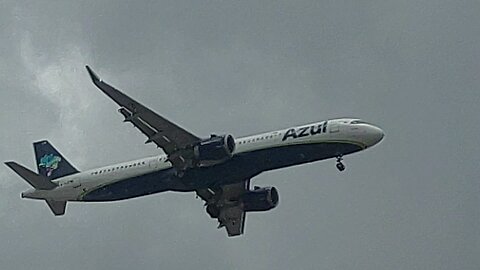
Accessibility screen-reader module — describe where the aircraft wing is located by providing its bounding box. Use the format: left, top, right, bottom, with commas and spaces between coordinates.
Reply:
196, 180, 250, 237
86, 66, 201, 170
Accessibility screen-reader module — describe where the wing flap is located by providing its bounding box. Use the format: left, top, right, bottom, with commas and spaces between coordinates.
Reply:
118, 107, 172, 150
86, 66, 201, 170
219, 205, 246, 237
196, 180, 250, 237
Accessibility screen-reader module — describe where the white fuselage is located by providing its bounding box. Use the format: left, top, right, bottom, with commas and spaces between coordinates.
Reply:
22, 118, 384, 201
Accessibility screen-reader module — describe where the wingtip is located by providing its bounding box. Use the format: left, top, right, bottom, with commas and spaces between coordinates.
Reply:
85, 65, 101, 82
4, 161, 16, 168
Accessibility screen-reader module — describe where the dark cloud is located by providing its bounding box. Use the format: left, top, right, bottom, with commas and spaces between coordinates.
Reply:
1, 1, 479, 269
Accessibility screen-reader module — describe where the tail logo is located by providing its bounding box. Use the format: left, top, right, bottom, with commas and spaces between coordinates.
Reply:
39, 154, 62, 177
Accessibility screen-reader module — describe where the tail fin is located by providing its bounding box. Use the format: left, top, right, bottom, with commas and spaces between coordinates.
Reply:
34, 140, 78, 180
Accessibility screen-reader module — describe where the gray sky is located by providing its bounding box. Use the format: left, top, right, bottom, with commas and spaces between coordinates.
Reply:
1, 1, 479, 269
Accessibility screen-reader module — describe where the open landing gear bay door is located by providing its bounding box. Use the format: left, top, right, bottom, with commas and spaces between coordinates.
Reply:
86, 66, 201, 171
196, 180, 250, 237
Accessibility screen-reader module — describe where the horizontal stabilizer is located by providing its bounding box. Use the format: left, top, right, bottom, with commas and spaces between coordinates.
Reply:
4, 162, 57, 190
45, 200, 66, 216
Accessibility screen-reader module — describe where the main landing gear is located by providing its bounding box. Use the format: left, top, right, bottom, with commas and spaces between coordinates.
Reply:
176, 170, 186, 178
336, 155, 345, 172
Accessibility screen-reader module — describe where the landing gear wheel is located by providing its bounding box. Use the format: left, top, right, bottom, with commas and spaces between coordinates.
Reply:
336, 162, 345, 171
336, 155, 345, 171
206, 204, 220, 218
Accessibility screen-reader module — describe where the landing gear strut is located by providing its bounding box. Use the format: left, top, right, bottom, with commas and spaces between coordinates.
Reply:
176, 170, 185, 178
336, 155, 345, 172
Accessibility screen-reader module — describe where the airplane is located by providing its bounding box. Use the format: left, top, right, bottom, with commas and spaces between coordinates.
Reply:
5, 66, 384, 237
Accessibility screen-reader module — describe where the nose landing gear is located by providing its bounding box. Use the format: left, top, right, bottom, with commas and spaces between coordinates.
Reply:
336, 155, 345, 171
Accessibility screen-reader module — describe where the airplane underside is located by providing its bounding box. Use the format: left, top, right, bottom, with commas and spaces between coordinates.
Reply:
5, 65, 384, 236
81, 141, 363, 202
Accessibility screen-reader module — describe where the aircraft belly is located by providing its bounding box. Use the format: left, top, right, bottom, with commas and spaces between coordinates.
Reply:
81, 169, 177, 201
176, 142, 363, 188
34, 186, 84, 201
81, 142, 361, 202
235, 141, 363, 172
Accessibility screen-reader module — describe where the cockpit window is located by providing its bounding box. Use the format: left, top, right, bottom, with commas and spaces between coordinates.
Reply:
351, 120, 370, 125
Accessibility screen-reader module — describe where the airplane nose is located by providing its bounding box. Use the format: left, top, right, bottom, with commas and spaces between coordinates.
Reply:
365, 125, 384, 147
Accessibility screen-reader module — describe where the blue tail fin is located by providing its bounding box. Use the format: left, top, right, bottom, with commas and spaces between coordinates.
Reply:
34, 140, 79, 180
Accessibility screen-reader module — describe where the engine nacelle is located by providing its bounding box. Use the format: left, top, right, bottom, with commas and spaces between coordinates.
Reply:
193, 134, 236, 167
242, 186, 279, 212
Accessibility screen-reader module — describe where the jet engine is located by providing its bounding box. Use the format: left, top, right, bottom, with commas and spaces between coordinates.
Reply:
193, 134, 236, 167
242, 186, 279, 212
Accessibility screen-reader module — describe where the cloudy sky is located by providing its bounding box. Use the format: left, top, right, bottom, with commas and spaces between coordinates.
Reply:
1, 1, 479, 269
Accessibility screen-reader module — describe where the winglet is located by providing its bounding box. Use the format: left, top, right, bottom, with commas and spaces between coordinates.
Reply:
85, 65, 101, 83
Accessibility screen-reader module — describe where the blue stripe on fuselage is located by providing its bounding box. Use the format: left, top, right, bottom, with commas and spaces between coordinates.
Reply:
81, 142, 362, 201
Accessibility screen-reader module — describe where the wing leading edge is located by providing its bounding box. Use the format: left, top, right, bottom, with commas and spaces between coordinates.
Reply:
86, 66, 248, 236
85, 66, 201, 171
